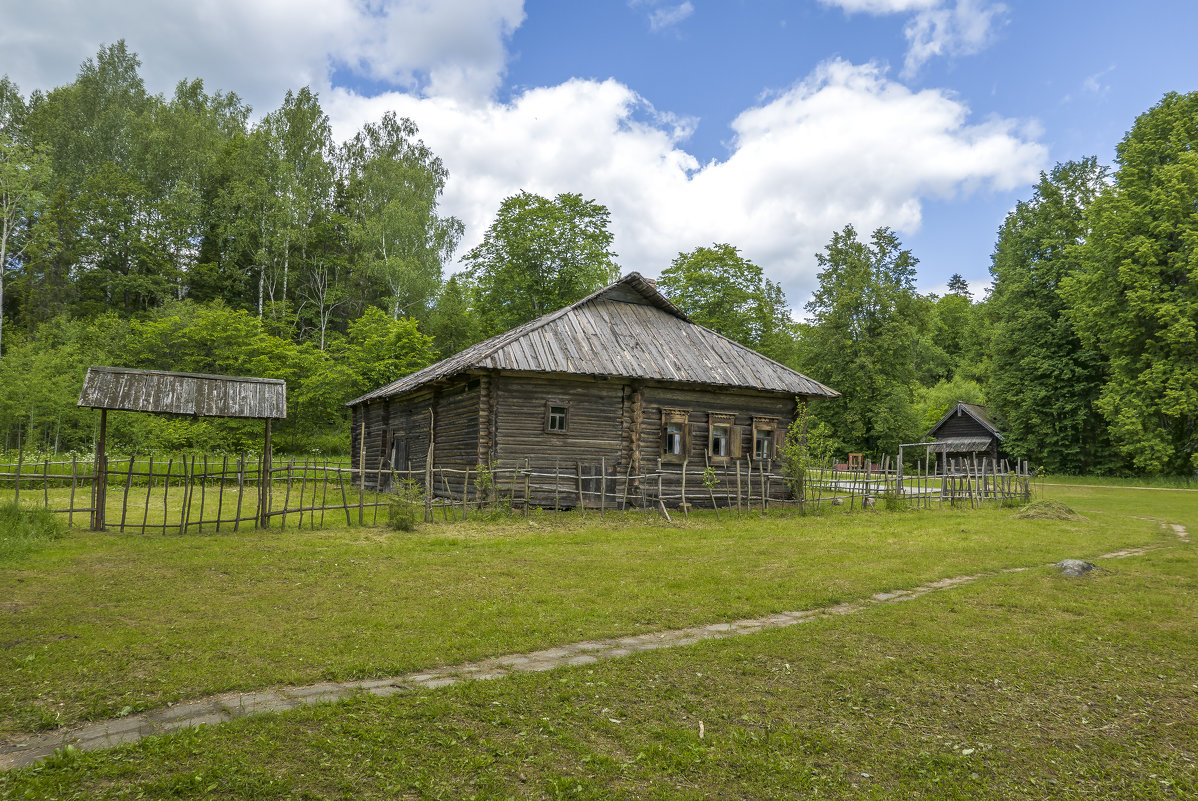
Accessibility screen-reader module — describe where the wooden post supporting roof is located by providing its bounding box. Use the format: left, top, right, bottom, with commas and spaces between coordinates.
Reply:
93, 409, 108, 531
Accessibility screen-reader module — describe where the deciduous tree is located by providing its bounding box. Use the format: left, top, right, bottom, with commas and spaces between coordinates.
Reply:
988, 158, 1114, 473
0, 78, 51, 362
341, 112, 461, 322
464, 191, 619, 335
657, 243, 797, 364
1063, 95, 1198, 474
799, 225, 924, 455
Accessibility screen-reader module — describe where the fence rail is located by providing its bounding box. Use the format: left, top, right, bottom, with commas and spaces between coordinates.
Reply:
0, 449, 1031, 532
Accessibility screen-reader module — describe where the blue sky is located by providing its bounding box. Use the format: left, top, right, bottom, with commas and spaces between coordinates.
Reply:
3, 0, 1197, 309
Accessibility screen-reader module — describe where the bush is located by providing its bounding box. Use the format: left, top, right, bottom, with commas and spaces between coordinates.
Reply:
387, 479, 423, 532
0, 502, 66, 561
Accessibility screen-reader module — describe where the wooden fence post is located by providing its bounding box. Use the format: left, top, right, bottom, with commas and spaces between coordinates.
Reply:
233, 454, 244, 533
576, 460, 585, 514
68, 455, 78, 528
600, 456, 606, 519
119, 454, 135, 532
259, 418, 272, 528
524, 458, 531, 518
216, 455, 227, 532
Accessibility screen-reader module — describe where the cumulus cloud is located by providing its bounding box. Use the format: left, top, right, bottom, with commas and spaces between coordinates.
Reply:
650, 2, 695, 31
819, 0, 939, 13
327, 59, 1045, 302
821, 0, 1007, 78
2, 2, 1043, 303
628, 0, 695, 32
0, 0, 524, 111
902, 0, 1007, 77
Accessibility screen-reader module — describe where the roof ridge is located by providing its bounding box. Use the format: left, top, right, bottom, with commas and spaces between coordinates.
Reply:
347, 273, 670, 405
347, 272, 837, 405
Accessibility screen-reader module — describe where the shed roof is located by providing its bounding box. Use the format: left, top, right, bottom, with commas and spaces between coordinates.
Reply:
350, 272, 838, 405
926, 401, 1002, 440
78, 367, 287, 419
918, 436, 997, 454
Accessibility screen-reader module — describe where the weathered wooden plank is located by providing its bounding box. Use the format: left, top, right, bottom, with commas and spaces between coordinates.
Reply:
78, 367, 286, 419
349, 274, 836, 407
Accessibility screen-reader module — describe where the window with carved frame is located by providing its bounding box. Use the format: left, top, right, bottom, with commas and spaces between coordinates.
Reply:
752, 416, 779, 461
661, 408, 690, 462
708, 413, 735, 461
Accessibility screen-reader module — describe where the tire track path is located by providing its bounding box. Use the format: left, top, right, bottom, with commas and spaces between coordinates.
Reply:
1, 526, 1188, 771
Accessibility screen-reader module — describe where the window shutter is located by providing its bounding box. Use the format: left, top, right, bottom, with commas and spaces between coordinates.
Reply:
774, 427, 786, 454
731, 426, 744, 459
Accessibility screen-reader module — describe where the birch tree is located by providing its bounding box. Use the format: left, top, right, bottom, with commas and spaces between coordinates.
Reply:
0, 78, 50, 362
342, 112, 461, 322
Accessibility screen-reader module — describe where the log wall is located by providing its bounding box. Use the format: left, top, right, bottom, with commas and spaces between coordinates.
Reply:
353, 371, 806, 508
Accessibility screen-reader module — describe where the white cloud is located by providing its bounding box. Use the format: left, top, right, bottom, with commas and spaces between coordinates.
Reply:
1082, 65, 1115, 98
0, 0, 524, 112
1, 3, 1043, 305
648, 2, 695, 32
821, 0, 1007, 78
820, 0, 939, 13
903, 0, 1007, 78
327, 59, 1045, 303
627, 0, 694, 32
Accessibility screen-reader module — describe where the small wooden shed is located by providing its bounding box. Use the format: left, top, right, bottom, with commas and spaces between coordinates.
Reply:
924, 401, 1003, 461
347, 273, 838, 507
78, 367, 287, 529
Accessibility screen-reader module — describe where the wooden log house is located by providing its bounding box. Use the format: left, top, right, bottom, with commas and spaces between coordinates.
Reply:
924, 401, 1005, 464
347, 273, 839, 507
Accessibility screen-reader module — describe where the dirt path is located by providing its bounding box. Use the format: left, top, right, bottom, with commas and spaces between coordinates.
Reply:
1, 529, 1188, 771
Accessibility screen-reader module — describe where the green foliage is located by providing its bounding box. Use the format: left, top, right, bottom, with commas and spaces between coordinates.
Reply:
387, 478, 424, 531
657, 243, 798, 364
988, 158, 1117, 474
334, 306, 438, 398
1062, 93, 1198, 475
912, 377, 985, 436
342, 112, 462, 324
424, 274, 482, 357
0, 501, 65, 562
464, 191, 619, 336
2, 42, 462, 358
945, 272, 972, 298
779, 403, 836, 501
0, 302, 436, 455
798, 225, 924, 456
930, 292, 984, 382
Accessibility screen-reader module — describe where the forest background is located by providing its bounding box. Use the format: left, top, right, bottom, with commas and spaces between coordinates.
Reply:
1, 44, 1194, 475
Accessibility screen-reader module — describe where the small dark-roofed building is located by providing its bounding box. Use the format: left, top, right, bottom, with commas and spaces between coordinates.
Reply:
925, 401, 1003, 461
347, 272, 838, 506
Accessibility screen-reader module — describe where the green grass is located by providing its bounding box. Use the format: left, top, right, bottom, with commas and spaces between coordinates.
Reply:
0, 503, 65, 563
1038, 473, 1197, 489
0, 480, 1194, 798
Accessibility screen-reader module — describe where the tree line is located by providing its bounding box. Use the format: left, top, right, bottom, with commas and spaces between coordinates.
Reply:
1, 44, 1193, 474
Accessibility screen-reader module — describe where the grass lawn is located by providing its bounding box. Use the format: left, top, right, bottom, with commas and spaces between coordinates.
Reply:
0, 482, 1194, 798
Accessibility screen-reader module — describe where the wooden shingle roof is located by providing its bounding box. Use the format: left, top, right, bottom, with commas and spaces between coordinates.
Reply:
350, 272, 838, 405
78, 367, 287, 419
926, 401, 1002, 440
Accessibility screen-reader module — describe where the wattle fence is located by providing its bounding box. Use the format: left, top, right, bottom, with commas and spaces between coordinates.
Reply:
1, 449, 1031, 532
